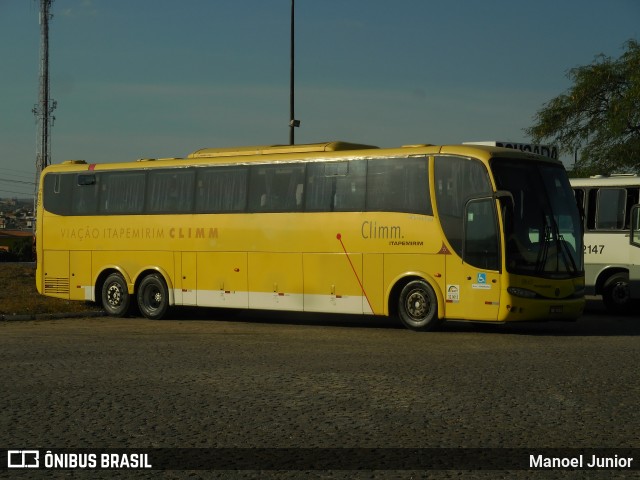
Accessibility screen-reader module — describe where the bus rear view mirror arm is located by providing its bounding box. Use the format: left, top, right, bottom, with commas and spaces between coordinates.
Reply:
494, 190, 514, 209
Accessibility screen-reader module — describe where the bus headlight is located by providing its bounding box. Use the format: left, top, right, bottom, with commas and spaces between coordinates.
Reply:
507, 287, 537, 299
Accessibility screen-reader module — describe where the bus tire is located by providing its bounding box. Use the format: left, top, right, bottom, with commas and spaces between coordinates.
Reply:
137, 273, 169, 320
398, 279, 440, 331
102, 272, 130, 317
602, 272, 631, 314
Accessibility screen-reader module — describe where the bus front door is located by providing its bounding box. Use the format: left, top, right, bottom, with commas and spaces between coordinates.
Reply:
444, 198, 501, 321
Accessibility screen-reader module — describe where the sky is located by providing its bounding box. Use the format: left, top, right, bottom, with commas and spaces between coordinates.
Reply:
1, 0, 639, 199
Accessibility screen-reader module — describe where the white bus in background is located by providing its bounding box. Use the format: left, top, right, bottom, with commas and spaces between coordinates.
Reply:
570, 175, 640, 313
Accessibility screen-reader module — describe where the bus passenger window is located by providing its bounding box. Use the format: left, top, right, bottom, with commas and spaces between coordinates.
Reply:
586, 189, 597, 230
147, 169, 195, 214
572, 188, 585, 212
596, 188, 626, 230
333, 160, 365, 211
99, 172, 146, 214
248, 164, 305, 212
43, 173, 74, 216
73, 174, 99, 215
366, 157, 431, 215
305, 162, 336, 211
624, 188, 639, 229
434, 156, 492, 257
632, 207, 640, 246
196, 167, 247, 213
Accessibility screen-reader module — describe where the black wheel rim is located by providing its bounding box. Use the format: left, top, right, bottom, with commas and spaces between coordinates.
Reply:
612, 282, 630, 305
405, 288, 429, 321
144, 284, 162, 311
106, 282, 123, 308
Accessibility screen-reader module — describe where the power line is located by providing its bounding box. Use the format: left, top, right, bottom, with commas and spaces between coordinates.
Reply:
0, 188, 35, 197
0, 178, 37, 186
0, 175, 35, 184
3, 167, 35, 177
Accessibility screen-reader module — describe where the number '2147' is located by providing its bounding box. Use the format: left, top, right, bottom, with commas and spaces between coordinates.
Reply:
584, 244, 605, 254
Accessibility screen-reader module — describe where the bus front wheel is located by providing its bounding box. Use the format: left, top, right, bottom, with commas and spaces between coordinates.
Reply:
397, 280, 440, 331
137, 273, 169, 320
603, 272, 631, 314
101, 272, 130, 317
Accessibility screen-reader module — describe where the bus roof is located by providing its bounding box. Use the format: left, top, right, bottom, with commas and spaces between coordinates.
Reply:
570, 174, 640, 187
187, 141, 379, 158
45, 141, 563, 173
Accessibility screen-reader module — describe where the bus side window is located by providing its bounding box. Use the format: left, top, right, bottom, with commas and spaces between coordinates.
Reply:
624, 188, 639, 229
248, 164, 305, 212
573, 188, 585, 212
586, 189, 597, 230
632, 206, 640, 246
98, 172, 146, 214
596, 188, 626, 230
305, 162, 336, 211
434, 156, 492, 257
366, 157, 432, 215
196, 166, 248, 213
43, 173, 73, 216
146, 169, 195, 214
73, 174, 99, 215
333, 160, 366, 212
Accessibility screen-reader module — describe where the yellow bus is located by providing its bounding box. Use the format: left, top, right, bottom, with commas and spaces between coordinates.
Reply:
35, 141, 585, 330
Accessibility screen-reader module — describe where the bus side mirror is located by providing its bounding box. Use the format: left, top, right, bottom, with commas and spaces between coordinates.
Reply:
494, 190, 514, 209
494, 190, 514, 231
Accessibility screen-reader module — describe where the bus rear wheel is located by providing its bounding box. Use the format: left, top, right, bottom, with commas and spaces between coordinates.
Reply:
398, 280, 440, 331
602, 272, 631, 314
137, 273, 169, 320
101, 272, 130, 317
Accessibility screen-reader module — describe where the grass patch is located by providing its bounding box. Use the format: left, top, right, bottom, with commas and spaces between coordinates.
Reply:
0, 263, 103, 316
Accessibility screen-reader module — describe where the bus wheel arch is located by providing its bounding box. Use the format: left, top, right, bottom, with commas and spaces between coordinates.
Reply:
99, 269, 132, 317
135, 269, 173, 320
388, 275, 444, 331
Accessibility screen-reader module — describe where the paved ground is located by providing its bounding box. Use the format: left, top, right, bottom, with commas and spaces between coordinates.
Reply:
1, 300, 639, 479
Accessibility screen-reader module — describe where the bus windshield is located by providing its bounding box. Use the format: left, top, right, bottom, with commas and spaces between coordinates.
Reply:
491, 159, 584, 278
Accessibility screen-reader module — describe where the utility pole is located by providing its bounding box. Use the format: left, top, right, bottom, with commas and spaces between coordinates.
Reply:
288, 0, 300, 145
33, 0, 56, 204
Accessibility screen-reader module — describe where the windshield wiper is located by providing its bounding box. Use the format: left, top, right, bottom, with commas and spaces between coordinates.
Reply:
557, 234, 578, 273
535, 217, 551, 273
539, 214, 579, 275
545, 209, 579, 274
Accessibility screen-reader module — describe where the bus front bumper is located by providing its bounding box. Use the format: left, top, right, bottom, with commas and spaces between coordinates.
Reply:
498, 295, 585, 322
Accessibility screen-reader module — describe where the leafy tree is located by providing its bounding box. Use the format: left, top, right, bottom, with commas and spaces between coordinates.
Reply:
526, 39, 640, 176
8, 238, 34, 262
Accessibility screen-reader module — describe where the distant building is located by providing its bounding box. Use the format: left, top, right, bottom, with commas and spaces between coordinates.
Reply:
0, 198, 34, 231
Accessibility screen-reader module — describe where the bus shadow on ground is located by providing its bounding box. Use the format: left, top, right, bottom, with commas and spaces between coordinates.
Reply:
166, 297, 639, 336
169, 306, 404, 331
441, 298, 640, 337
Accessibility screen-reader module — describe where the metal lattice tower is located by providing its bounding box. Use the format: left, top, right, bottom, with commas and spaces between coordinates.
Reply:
289, 0, 300, 145
33, 0, 56, 197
